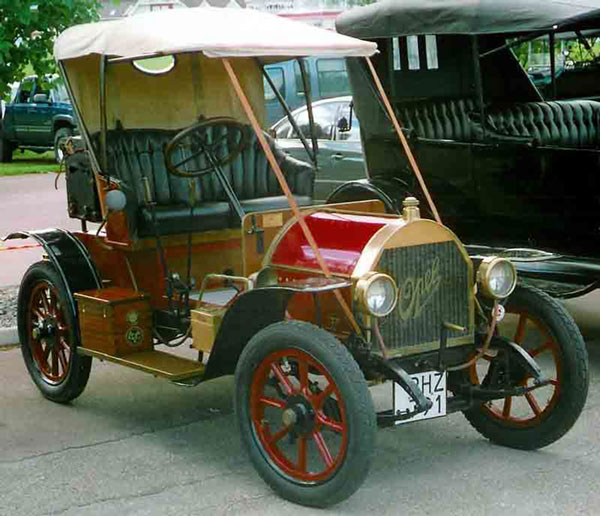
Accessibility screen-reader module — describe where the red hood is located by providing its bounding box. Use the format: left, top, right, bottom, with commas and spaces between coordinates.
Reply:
268, 211, 393, 276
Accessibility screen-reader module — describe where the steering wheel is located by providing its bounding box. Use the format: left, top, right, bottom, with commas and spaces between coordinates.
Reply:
164, 117, 247, 178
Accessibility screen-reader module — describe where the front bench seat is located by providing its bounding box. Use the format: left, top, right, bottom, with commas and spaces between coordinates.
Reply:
99, 126, 315, 238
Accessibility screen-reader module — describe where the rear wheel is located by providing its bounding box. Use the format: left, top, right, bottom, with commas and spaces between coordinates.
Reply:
235, 321, 376, 507
0, 131, 13, 163
464, 284, 588, 449
18, 261, 92, 403
54, 127, 73, 163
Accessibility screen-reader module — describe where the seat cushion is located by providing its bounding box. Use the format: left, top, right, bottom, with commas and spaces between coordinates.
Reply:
138, 202, 231, 237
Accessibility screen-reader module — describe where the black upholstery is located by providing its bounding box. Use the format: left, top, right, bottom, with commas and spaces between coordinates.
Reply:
98, 126, 314, 237
396, 98, 600, 148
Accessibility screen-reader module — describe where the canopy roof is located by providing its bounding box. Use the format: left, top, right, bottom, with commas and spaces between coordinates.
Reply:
54, 7, 377, 62
336, 0, 600, 38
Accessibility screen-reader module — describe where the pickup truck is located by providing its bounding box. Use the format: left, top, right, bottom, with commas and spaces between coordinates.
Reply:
0, 76, 77, 163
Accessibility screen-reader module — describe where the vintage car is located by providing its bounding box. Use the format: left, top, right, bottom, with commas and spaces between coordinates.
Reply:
332, 0, 600, 300
3, 7, 589, 508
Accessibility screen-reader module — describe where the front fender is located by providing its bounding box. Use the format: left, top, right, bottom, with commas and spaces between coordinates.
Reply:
203, 288, 295, 380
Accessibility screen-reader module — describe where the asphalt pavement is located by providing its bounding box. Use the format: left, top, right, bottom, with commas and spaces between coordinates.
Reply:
1, 173, 599, 515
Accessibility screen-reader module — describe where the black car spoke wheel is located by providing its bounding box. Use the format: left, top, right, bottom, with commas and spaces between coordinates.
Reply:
464, 284, 588, 449
18, 261, 92, 403
235, 321, 375, 507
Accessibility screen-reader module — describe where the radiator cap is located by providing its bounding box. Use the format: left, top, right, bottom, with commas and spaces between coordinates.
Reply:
402, 197, 420, 222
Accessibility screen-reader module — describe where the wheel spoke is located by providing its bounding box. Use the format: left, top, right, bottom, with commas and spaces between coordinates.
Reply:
259, 396, 286, 409
32, 308, 45, 320
514, 313, 528, 344
267, 424, 291, 445
51, 348, 59, 376
58, 336, 70, 351
41, 289, 51, 315
297, 436, 307, 473
298, 359, 309, 393
42, 342, 52, 362
549, 379, 559, 387
525, 392, 542, 416
314, 383, 335, 408
271, 363, 294, 395
502, 396, 512, 419
313, 431, 334, 468
530, 341, 552, 357
317, 412, 344, 433
57, 348, 68, 372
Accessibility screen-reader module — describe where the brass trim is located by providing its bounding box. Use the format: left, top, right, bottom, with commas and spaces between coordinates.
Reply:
378, 334, 475, 359
355, 272, 398, 317
476, 256, 517, 299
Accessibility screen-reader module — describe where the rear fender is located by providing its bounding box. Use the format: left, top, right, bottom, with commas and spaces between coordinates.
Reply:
2, 228, 102, 321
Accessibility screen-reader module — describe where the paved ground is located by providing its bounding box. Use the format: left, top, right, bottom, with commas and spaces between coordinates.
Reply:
1, 174, 600, 515
0, 174, 81, 287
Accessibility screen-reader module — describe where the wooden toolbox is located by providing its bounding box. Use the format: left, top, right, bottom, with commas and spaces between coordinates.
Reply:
75, 287, 153, 356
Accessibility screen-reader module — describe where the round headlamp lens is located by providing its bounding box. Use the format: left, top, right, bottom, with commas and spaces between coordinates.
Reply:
365, 275, 397, 317
479, 257, 517, 299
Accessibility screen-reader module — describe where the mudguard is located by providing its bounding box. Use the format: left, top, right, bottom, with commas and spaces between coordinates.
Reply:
203, 278, 352, 380
2, 228, 101, 319
326, 176, 409, 214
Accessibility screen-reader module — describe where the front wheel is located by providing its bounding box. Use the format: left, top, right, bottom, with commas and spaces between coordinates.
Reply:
18, 261, 92, 403
235, 321, 376, 507
464, 284, 589, 449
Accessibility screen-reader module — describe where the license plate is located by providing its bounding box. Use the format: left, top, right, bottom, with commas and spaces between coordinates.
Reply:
393, 370, 446, 425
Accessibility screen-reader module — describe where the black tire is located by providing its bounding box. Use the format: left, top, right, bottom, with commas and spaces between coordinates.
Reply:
54, 127, 73, 163
0, 129, 13, 163
234, 321, 376, 507
463, 284, 588, 450
18, 261, 92, 403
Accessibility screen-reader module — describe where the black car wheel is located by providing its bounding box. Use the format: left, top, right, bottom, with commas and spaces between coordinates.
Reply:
235, 321, 376, 507
18, 261, 92, 403
54, 127, 73, 163
464, 284, 588, 449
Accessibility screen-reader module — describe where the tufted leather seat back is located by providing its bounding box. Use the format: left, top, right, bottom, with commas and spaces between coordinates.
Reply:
396, 98, 479, 141
396, 98, 600, 148
97, 125, 314, 237
103, 127, 313, 207
486, 100, 600, 148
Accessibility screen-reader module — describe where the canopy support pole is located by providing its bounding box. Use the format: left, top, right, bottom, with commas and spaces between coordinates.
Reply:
365, 57, 441, 224
222, 58, 362, 336
549, 32, 557, 100
99, 56, 108, 177
471, 36, 486, 140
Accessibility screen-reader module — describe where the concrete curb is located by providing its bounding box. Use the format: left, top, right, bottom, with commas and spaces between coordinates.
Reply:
0, 327, 19, 348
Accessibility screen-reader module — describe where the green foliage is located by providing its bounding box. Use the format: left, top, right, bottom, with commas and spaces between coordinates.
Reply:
0, 0, 100, 99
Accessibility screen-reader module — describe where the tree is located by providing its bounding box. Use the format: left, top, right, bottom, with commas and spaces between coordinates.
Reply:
0, 0, 100, 99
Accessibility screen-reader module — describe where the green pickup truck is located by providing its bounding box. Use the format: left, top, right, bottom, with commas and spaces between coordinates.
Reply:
0, 76, 78, 163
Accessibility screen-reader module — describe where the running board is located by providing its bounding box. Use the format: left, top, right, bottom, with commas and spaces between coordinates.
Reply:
78, 348, 205, 381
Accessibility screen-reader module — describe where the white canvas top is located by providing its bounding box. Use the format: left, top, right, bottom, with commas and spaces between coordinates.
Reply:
54, 7, 378, 61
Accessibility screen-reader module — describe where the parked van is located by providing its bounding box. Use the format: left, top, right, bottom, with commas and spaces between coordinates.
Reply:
264, 56, 351, 125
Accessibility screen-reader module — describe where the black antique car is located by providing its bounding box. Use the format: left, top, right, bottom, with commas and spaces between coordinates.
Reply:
330, 0, 600, 299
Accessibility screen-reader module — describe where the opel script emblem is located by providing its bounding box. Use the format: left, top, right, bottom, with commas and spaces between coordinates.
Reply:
397, 257, 442, 321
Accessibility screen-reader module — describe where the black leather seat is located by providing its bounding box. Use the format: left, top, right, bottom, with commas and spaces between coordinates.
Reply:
98, 126, 314, 237
396, 98, 600, 148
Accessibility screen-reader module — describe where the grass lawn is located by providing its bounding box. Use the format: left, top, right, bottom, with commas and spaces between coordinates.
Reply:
0, 150, 59, 176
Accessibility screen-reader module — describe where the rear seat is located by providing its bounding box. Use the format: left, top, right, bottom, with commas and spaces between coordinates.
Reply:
396, 98, 600, 148
98, 126, 314, 238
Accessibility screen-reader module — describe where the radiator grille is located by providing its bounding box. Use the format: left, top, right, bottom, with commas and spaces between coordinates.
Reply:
377, 241, 471, 355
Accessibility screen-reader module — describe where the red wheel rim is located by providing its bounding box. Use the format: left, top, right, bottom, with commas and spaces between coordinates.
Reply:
26, 281, 72, 384
470, 310, 562, 427
250, 348, 348, 484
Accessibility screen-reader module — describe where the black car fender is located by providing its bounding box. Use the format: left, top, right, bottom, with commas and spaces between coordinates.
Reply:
326, 176, 411, 214
2, 229, 101, 323
203, 278, 353, 380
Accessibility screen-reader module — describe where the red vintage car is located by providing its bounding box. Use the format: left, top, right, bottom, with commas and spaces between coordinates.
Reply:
4, 7, 588, 507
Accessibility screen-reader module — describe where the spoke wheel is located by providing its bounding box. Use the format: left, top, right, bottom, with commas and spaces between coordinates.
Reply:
235, 321, 375, 507
27, 282, 72, 384
18, 261, 92, 403
464, 284, 588, 449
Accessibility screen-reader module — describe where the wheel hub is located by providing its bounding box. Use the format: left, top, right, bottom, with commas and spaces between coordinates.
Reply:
32, 319, 56, 341
282, 395, 315, 435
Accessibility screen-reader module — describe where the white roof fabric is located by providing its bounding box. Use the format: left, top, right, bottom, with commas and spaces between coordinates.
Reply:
54, 7, 378, 61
